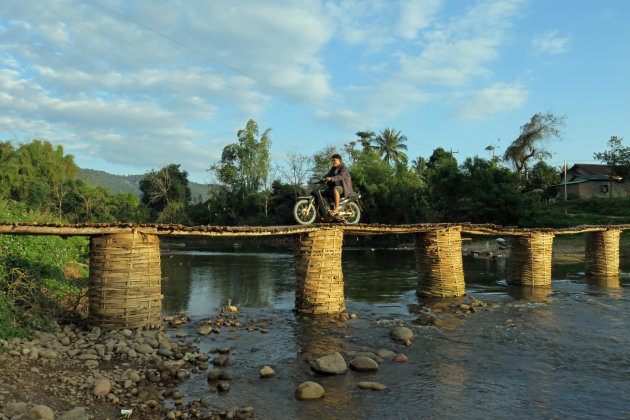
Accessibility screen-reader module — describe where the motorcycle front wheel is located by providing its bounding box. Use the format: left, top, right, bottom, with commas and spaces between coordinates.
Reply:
342, 202, 361, 225
293, 199, 317, 225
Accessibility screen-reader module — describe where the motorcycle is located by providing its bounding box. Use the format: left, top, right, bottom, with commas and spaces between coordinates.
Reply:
293, 179, 362, 225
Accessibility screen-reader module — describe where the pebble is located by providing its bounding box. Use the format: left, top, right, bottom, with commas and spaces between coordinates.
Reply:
390, 327, 414, 342
391, 353, 408, 363
310, 352, 347, 375
349, 357, 379, 372
57, 407, 89, 420
295, 381, 325, 400
358, 382, 387, 390
260, 366, 275, 378
93, 377, 111, 396
23, 404, 54, 420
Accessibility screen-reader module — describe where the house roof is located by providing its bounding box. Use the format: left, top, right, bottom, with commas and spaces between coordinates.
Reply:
567, 163, 614, 176
563, 163, 622, 183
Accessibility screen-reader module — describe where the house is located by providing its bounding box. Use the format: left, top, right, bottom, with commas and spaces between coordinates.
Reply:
555, 164, 630, 199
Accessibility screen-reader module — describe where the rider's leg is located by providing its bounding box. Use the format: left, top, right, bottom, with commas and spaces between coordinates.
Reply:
332, 188, 340, 213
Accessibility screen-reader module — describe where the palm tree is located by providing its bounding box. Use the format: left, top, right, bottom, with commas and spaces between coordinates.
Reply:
374, 128, 408, 165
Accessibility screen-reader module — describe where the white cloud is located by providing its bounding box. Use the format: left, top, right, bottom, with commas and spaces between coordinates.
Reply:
532, 31, 570, 55
452, 81, 528, 120
396, 0, 442, 40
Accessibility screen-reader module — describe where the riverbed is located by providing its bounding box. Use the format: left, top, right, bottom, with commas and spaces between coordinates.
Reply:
160, 246, 630, 419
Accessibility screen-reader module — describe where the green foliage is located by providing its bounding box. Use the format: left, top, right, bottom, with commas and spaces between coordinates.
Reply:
139, 164, 192, 215
0, 140, 79, 213
373, 128, 409, 165
0, 200, 89, 338
593, 136, 630, 177
524, 196, 630, 227
207, 120, 273, 225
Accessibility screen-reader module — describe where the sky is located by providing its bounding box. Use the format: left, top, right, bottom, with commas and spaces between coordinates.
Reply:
1, 0, 629, 183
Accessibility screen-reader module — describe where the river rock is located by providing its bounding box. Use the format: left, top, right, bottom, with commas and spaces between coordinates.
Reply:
213, 355, 235, 366
390, 327, 414, 342
162, 360, 185, 373
391, 353, 408, 363
349, 357, 379, 371
198, 325, 213, 335
93, 377, 111, 396
295, 381, 325, 400
128, 370, 141, 382
24, 404, 54, 420
376, 349, 395, 359
218, 381, 230, 392
310, 352, 347, 375
351, 352, 383, 364
260, 366, 275, 378
207, 369, 222, 380
358, 382, 387, 390
136, 343, 154, 354
4, 402, 27, 417
58, 407, 89, 420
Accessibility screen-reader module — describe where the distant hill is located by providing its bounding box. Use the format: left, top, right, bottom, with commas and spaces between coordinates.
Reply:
78, 169, 214, 203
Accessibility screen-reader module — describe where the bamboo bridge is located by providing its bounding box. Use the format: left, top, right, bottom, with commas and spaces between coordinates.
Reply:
0, 221, 627, 328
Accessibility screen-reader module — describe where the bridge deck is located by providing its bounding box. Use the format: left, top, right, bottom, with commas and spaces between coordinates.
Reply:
0, 221, 628, 237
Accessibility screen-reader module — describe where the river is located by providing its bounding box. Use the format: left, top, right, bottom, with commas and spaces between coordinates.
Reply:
159, 242, 630, 419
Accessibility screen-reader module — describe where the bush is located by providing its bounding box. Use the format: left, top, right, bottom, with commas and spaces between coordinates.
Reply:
0, 200, 89, 338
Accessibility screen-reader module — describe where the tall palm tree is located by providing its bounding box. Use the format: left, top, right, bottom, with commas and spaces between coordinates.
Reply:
374, 128, 409, 165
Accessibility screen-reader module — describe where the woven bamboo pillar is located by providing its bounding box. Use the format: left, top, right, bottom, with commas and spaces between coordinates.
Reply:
294, 228, 345, 314
585, 229, 620, 278
88, 232, 163, 328
506, 233, 554, 287
415, 227, 465, 298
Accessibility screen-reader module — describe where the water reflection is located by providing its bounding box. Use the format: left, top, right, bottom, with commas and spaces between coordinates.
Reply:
586, 275, 623, 298
161, 251, 296, 314
507, 285, 553, 302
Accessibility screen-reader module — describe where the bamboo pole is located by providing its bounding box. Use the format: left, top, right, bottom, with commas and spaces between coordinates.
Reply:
506, 233, 554, 287
88, 232, 162, 328
294, 228, 345, 314
415, 227, 466, 298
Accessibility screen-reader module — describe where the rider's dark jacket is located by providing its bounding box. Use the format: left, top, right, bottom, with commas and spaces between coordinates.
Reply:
325, 164, 354, 198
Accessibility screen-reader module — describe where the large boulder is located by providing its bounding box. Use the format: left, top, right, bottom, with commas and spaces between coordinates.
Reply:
24, 405, 55, 420
309, 352, 347, 375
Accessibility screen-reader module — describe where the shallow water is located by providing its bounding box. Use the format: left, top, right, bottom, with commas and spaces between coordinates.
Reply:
161, 246, 630, 419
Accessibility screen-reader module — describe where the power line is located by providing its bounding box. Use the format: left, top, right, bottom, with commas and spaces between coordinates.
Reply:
85, 0, 365, 128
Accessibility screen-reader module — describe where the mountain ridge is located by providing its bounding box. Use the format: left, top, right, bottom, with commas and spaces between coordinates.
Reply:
78, 168, 213, 203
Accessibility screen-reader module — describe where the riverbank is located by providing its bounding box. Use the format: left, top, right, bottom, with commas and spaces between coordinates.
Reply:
0, 295, 498, 420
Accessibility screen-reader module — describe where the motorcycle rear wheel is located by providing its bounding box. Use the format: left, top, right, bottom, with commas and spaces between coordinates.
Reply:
342, 202, 361, 225
293, 199, 317, 225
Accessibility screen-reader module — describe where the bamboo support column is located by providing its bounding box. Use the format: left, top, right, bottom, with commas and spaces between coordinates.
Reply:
294, 228, 345, 314
88, 232, 163, 328
506, 233, 554, 287
585, 229, 620, 278
415, 227, 466, 298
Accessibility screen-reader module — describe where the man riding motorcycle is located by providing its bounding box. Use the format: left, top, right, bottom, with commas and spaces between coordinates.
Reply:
322, 154, 354, 216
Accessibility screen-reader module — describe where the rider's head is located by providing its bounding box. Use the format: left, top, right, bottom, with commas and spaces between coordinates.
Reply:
331, 154, 342, 167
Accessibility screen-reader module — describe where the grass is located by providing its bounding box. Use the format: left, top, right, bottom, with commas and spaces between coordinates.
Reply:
0, 200, 89, 339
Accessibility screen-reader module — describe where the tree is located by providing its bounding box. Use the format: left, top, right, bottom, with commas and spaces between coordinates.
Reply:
279, 151, 312, 197
207, 120, 272, 225
526, 160, 561, 192
503, 112, 565, 178
427, 147, 456, 170
211, 119, 271, 196
593, 136, 630, 177
139, 164, 191, 214
373, 128, 408, 165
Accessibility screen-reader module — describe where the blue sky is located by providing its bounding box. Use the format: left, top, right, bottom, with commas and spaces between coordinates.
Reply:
1, 0, 628, 183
